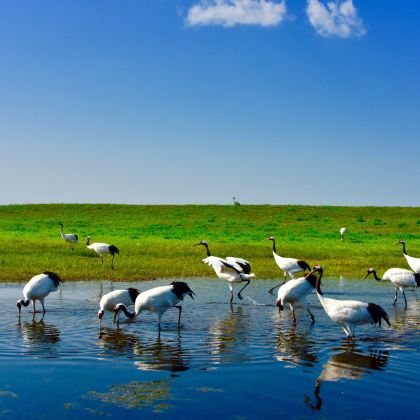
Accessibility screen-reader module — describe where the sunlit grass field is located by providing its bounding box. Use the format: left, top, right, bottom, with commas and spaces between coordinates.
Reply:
0, 204, 419, 281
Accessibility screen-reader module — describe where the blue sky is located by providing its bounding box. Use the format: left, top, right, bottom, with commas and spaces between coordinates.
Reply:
0, 0, 419, 205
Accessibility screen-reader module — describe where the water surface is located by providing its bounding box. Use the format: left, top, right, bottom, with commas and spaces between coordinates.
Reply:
0, 278, 419, 419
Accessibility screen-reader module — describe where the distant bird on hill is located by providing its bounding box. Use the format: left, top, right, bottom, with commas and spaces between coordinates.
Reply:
98, 288, 140, 324
364, 267, 420, 309
266, 236, 310, 293
113, 282, 195, 332
59, 222, 78, 250
314, 265, 390, 338
86, 236, 119, 269
17, 272, 62, 317
340, 227, 347, 241
195, 240, 255, 304
233, 196, 241, 206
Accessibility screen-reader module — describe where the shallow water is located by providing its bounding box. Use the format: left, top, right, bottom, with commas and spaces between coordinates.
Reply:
0, 278, 419, 419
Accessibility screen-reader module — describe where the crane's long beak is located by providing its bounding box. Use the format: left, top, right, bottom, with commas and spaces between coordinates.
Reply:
193, 243, 202, 246
363, 273, 370, 280
189, 292, 195, 300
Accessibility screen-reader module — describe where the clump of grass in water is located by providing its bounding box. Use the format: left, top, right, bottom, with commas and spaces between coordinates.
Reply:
86, 380, 173, 412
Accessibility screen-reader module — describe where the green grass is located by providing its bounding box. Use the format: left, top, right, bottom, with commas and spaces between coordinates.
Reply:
0, 204, 419, 282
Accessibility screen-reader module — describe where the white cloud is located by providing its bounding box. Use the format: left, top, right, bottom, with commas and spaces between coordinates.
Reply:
306, 0, 366, 38
186, 0, 287, 28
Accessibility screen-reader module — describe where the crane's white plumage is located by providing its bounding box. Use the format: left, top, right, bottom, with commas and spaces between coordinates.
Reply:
114, 282, 195, 332
266, 236, 310, 293
98, 288, 140, 322
59, 223, 78, 250
276, 269, 318, 322
196, 240, 255, 303
397, 240, 420, 273
86, 236, 119, 269
340, 227, 347, 241
365, 267, 420, 309
17, 271, 62, 316
313, 266, 390, 338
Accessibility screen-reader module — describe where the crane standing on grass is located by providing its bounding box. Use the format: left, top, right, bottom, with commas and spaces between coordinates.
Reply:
59, 222, 78, 250
86, 236, 119, 269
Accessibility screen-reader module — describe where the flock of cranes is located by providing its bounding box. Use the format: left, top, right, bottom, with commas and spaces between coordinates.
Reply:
15, 223, 419, 339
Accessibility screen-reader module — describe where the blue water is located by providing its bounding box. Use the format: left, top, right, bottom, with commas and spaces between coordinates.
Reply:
0, 278, 419, 419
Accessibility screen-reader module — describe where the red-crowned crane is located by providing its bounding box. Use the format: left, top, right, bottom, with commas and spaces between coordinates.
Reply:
364, 267, 420, 309
98, 288, 140, 323
113, 282, 195, 332
17, 272, 62, 317
266, 236, 310, 294
59, 222, 78, 250
275, 267, 318, 323
396, 240, 420, 273
313, 265, 390, 338
195, 240, 255, 304
86, 236, 119, 269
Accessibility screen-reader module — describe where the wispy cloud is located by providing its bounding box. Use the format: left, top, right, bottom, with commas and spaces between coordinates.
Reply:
186, 0, 287, 28
306, 0, 366, 38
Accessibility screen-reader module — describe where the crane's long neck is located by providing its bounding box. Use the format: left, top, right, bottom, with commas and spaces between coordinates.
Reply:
86, 237, 91, 246
401, 242, 407, 255
371, 270, 382, 281
19, 299, 30, 307
315, 271, 324, 296
271, 239, 277, 254
59, 226, 65, 239
204, 244, 211, 257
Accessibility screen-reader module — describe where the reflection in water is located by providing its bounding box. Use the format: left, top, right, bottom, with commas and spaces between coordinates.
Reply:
17, 319, 61, 358
97, 327, 138, 356
390, 300, 420, 332
133, 334, 189, 372
304, 342, 389, 411
97, 328, 189, 372
208, 306, 252, 365
275, 324, 318, 367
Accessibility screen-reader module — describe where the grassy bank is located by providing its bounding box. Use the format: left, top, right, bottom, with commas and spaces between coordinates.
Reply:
0, 204, 419, 281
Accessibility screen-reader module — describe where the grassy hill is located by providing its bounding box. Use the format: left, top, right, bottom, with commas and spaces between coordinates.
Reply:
0, 204, 419, 281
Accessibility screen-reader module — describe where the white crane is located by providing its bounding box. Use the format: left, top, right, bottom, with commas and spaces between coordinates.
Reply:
396, 240, 420, 273
98, 288, 140, 323
364, 267, 420, 309
313, 265, 391, 338
86, 236, 119, 269
340, 227, 347, 241
59, 222, 78, 250
266, 236, 311, 293
275, 268, 318, 322
17, 271, 62, 317
233, 196, 240, 206
113, 282, 195, 332
195, 240, 255, 304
